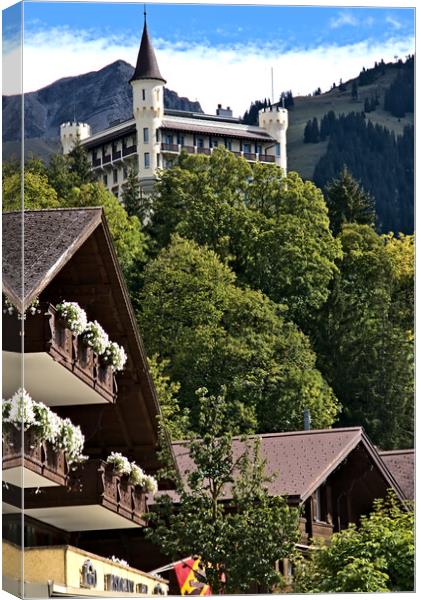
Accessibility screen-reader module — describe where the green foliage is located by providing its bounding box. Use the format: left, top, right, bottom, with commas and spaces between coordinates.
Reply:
293, 492, 414, 593
121, 166, 143, 218
2, 170, 60, 211
64, 183, 147, 275
325, 167, 376, 235
136, 235, 339, 433
147, 355, 191, 441
149, 148, 341, 328
67, 136, 95, 186
147, 387, 300, 594
313, 224, 414, 448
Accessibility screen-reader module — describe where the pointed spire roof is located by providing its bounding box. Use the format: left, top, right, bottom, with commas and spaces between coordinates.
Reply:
130, 15, 166, 84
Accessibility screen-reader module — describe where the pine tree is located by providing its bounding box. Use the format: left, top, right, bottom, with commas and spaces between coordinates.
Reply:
67, 136, 95, 185
351, 80, 358, 101
121, 167, 142, 218
324, 167, 376, 235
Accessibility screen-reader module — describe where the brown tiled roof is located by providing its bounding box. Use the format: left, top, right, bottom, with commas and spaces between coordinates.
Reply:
2, 208, 102, 310
171, 427, 405, 502
379, 449, 414, 500
161, 118, 275, 142
130, 20, 166, 84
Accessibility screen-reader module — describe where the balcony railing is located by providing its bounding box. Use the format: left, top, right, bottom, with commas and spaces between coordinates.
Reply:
197, 147, 211, 155
122, 145, 137, 157
112, 151, 122, 161
3, 303, 117, 405
161, 143, 179, 153
243, 152, 257, 161
102, 154, 111, 164
181, 145, 195, 154
14, 459, 148, 527
260, 154, 276, 163
2, 428, 68, 487
92, 157, 102, 168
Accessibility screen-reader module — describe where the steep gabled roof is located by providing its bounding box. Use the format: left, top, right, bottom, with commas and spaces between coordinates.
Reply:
3, 208, 102, 311
129, 19, 166, 84
2, 208, 173, 473
171, 427, 406, 503
379, 449, 414, 500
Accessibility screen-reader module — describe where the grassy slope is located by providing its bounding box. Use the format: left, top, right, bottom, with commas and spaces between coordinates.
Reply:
287, 64, 414, 180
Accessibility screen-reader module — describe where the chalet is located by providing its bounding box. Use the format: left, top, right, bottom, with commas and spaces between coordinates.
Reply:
150, 427, 409, 592
2, 208, 171, 597
379, 449, 414, 500
60, 16, 288, 197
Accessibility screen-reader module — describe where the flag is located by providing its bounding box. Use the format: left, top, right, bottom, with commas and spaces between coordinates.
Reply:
174, 556, 212, 596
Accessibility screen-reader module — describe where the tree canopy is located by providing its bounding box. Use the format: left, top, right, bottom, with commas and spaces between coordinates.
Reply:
136, 234, 339, 434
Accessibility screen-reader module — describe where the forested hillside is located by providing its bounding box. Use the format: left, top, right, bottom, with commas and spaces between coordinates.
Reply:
243, 56, 414, 234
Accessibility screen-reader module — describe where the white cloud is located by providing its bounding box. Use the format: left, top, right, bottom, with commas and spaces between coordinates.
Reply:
3, 26, 414, 117
330, 11, 359, 28
386, 16, 403, 30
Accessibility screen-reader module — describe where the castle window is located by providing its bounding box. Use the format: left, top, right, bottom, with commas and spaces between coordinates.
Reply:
225, 139, 232, 150
243, 143, 251, 153
144, 152, 150, 168
165, 134, 174, 145
103, 174, 108, 186
156, 129, 160, 142
143, 128, 149, 143
113, 169, 118, 184
142, 89, 146, 101
197, 137, 204, 148
276, 143, 281, 157
256, 144, 262, 154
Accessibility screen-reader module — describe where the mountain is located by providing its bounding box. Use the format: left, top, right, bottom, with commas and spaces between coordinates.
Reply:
2, 59, 203, 161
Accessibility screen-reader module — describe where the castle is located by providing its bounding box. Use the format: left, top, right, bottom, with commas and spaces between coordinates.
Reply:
60, 16, 288, 197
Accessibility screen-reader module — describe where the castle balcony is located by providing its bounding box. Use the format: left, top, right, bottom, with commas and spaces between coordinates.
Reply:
260, 154, 276, 163
161, 143, 179, 153
122, 145, 137, 158
3, 459, 148, 531
197, 147, 211, 155
181, 145, 195, 154
2, 428, 68, 489
243, 152, 258, 161
2, 303, 117, 407
112, 150, 123, 163
92, 157, 102, 169
102, 154, 112, 165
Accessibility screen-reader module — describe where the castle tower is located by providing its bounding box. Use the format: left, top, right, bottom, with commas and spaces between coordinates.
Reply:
60, 122, 91, 154
258, 106, 288, 173
130, 14, 166, 192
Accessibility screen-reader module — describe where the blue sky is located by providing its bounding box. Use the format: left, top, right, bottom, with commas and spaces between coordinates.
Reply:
3, 2, 415, 114
23, 3, 414, 50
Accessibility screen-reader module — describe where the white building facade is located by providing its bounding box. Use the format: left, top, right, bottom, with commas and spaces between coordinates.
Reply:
60, 18, 288, 197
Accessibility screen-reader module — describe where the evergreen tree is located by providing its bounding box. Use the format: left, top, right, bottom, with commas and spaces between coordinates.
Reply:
351, 80, 358, 101
121, 167, 142, 218
67, 136, 95, 185
324, 167, 376, 235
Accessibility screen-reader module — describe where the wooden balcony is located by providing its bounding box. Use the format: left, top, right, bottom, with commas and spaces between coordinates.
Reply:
197, 147, 211, 155
161, 143, 179, 153
102, 154, 111, 164
2, 303, 117, 406
2, 428, 68, 488
260, 154, 276, 163
112, 150, 122, 162
3, 460, 148, 531
181, 145, 195, 154
243, 152, 258, 161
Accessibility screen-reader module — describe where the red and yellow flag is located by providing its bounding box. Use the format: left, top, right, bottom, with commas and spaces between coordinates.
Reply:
174, 557, 212, 596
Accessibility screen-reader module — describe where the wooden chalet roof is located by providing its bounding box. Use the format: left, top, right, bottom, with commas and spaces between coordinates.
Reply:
171, 427, 406, 503
379, 449, 414, 500
2, 208, 169, 473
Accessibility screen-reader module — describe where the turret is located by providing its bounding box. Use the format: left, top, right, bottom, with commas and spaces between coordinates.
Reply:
258, 106, 288, 173
130, 15, 166, 192
60, 122, 91, 154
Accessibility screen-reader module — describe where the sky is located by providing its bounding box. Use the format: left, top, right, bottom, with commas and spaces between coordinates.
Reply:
2, 1, 415, 116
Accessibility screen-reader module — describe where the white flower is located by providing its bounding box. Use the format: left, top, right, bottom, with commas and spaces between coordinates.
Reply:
143, 474, 158, 495
83, 321, 109, 354
33, 402, 61, 444
56, 418, 86, 465
106, 452, 132, 476
128, 462, 146, 487
56, 301, 88, 336
6, 388, 37, 431
102, 342, 127, 372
